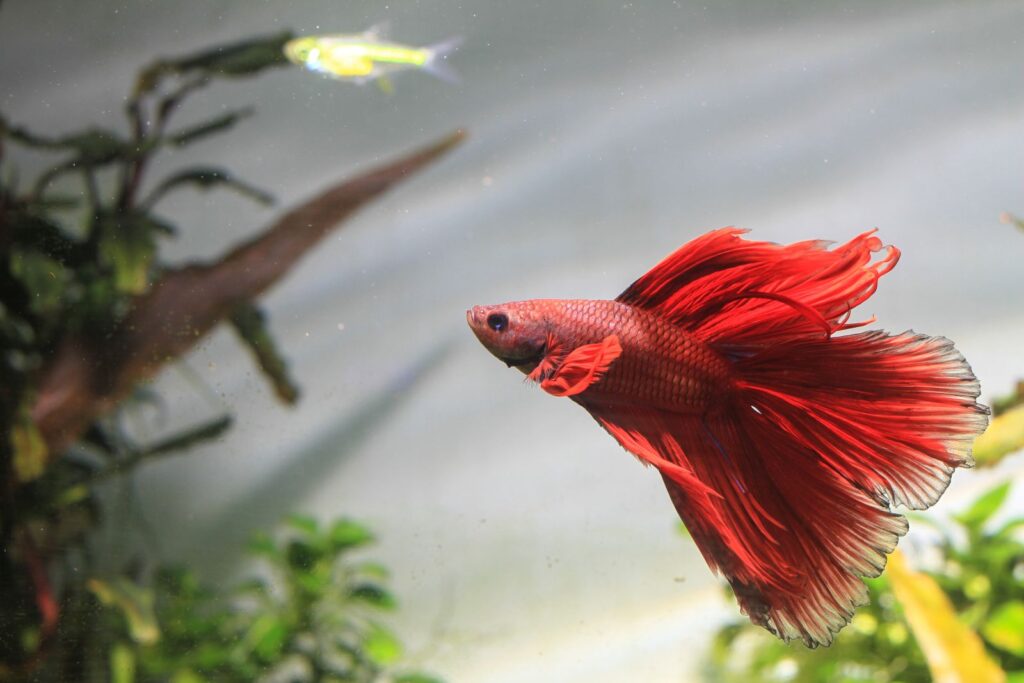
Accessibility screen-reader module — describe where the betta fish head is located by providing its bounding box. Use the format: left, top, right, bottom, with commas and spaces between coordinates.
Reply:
467, 301, 551, 372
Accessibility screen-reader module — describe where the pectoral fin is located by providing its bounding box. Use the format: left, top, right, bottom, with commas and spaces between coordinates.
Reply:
539, 335, 621, 397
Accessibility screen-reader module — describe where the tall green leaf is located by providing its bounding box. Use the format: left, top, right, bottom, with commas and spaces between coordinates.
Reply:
11, 407, 47, 481
229, 302, 299, 404
168, 108, 254, 147
110, 642, 137, 683
955, 482, 1012, 530
144, 166, 273, 208
983, 602, 1024, 656
363, 622, 402, 666
9, 247, 70, 316
329, 519, 375, 551
135, 31, 294, 95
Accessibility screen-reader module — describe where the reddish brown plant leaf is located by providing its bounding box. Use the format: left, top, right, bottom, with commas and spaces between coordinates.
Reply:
31, 129, 466, 457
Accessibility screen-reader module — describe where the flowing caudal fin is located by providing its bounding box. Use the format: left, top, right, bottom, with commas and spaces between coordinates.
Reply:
423, 36, 463, 83
597, 230, 988, 645
733, 331, 988, 510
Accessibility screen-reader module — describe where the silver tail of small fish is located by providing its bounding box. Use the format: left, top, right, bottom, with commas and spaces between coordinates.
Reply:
423, 36, 463, 83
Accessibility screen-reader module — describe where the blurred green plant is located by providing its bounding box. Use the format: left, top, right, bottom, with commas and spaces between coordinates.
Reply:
701, 377, 1024, 683
0, 29, 461, 682
976, 381, 1024, 468
93, 516, 441, 683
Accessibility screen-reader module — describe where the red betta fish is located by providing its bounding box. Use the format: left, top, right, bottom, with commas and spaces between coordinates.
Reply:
466, 228, 988, 647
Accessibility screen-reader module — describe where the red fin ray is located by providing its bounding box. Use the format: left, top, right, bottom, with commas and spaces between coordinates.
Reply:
581, 399, 910, 646
616, 228, 898, 346
734, 331, 989, 510
590, 407, 723, 511
587, 405, 796, 589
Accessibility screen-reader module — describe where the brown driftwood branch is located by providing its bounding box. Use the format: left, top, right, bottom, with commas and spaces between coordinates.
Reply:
30, 129, 466, 457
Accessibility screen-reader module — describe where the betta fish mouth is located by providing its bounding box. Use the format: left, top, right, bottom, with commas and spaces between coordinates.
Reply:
499, 343, 546, 369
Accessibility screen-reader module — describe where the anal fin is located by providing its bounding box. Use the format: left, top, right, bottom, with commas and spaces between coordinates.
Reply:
578, 400, 909, 647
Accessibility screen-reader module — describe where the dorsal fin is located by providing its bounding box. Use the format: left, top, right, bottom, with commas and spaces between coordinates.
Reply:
362, 21, 391, 41
616, 228, 898, 348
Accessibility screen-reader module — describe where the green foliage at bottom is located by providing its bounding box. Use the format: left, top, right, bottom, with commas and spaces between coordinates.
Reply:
94, 516, 442, 683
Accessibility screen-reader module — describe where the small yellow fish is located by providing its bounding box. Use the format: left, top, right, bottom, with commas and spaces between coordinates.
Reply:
283, 24, 461, 88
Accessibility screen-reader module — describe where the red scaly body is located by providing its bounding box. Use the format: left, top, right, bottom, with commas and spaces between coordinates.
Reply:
495, 299, 731, 412
467, 228, 988, 647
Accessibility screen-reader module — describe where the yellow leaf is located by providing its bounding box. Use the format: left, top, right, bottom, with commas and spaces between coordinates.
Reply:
886, 551, 1005, 683
88, 578, 160, 646
11, 415, 48, 482
973, 404, 1024, 467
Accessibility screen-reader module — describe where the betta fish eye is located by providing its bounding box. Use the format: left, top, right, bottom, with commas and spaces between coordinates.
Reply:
487, 312, 509, 332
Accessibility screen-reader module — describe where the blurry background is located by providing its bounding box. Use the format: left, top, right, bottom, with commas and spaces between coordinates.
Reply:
3, 1, 1023, 680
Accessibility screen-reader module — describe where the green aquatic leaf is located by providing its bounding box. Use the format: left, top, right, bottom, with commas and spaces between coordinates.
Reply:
286, 538, 321, 572
6, 208, 78, 261
9, 248, 69, 316
294, 568, 330, 595
330, 519, 375, 551
140, 31, 293, 89
54, 484, 90, 508
145, 166, 273, 208
993, 517, 1024, 539
7, 124, 135, 165
363, 623, 401, 666
954, 481, 1012, 530
243, 613, 289, 662
88, 577, 160, 645
110, 642, 136, 683
393, 674, 445, 683
60, 129, 133, 165
25, 193, 80, 210
176, 32, 293, 76
95, 210, 175, 294
134, 414, 233, 458
349, 583, 397, 610
354, 561, 390, 580
169, 670, 206, 683
11, 410, 47, 482
286, 514, 319, 537
168, 108, 254, 147
247, 531, 282, 561
983, 601, 1024, 656
229, 302, 299, 405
